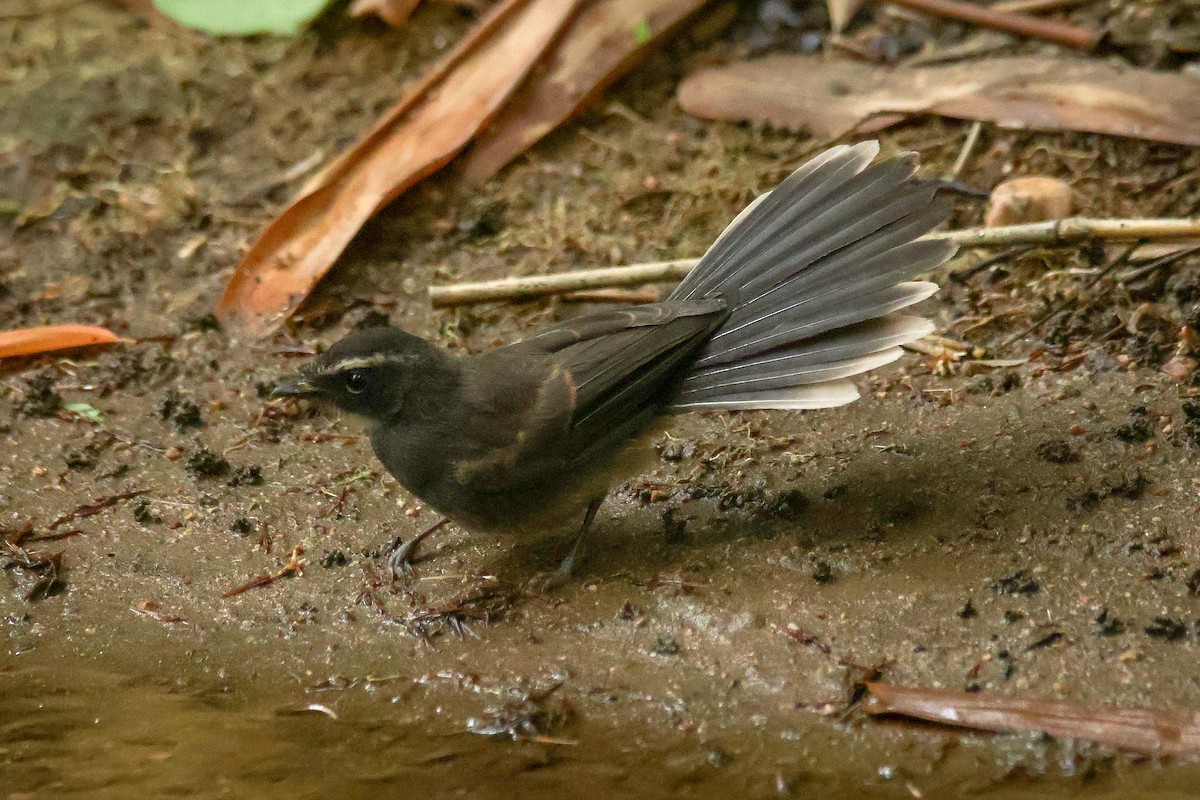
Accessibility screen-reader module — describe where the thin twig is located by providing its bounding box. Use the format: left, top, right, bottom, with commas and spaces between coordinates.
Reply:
989, 0, 1086, 14
427, 217, 1200, 307
222, 547, 304, 598
950, 120, 984, 179
886, 0, 1101, 50
429, 259, 696, 307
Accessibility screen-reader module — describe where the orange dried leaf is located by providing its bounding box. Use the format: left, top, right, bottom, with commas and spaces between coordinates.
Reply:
216, 0, 580, 337
678, 56, 1200, 146
0, 325, 120, 359
348, 0, 423, 27
865, 682, 1200, 756
461, 0, 708, 182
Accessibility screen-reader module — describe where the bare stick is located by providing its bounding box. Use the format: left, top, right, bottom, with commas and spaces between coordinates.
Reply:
429, 259, 696, 307
427, 217, 1200, 307
942, 217, 1200, 248
885, 0, 1101, 50
950, 120, 983, 179
989, 0, 1086, 14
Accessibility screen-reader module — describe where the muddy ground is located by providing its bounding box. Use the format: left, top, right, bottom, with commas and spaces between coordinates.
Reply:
3, 3, 1200, 798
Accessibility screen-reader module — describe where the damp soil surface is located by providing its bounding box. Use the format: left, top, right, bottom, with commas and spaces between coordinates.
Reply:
4, 4, 1200, 798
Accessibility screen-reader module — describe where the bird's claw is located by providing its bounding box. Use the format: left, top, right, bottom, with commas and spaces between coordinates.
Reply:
388, 537, 421, 578
524, 553, 576, 594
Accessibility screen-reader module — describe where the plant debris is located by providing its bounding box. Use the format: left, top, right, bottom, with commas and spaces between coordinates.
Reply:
348, 0, 423, 27
48, 491, 147, 531
460, 0, 708, 181
15, 371, 64, 418
216, 0, 711, 335
216, 0, 579, 336
401, 583, 514, 641
1144, 616, 1188, 641
160, 390, 205, 431
2, 543, 68, 603
0, 324, 120, 360
886, 0, 1102, 50
222, 547, 305, 598
677, 56, 1200, 146
991, 570, 1040, 595
864, 682, 1200, 756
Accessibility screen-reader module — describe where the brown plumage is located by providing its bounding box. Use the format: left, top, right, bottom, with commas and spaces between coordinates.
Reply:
274, 141, 956, 579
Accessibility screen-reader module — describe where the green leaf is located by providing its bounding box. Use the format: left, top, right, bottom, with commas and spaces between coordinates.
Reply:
634, 18, 652, 45
152, 0, 334, 36
65, 402, 105, 424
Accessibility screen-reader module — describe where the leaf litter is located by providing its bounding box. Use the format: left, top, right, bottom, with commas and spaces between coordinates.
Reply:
677, 55, 1200, 146
0, 325, 121, 359
216, 0, 581, 336
865, 682, 1200, 756
459, 0, 709, 182
216, 0, 709, 336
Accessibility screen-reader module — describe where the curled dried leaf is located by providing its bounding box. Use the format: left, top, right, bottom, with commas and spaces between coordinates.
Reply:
0, 325, 120, 359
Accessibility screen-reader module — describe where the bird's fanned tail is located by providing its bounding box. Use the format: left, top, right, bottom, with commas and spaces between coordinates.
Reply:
669, 141, 956, 411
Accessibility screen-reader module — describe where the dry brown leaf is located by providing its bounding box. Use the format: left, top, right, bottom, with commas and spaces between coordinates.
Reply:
348, 0, 423, 27
461, 0, 709, 182
216, 0, 580, 337
678, 56, 1200, 146
0, 325, 120, 359
865, 682, 1200, 756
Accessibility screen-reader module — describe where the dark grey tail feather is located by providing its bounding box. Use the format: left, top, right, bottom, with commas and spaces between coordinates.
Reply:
709, 236, 950, 358
698, 280, 939, 369
729, 157, 929, 298
677, 315, 933, 403
675, 144, 880, 300
668, 141, 954, 412
690, 314, 932, 378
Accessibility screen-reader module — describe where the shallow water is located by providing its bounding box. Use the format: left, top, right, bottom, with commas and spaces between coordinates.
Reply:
6, 658, 1200, 799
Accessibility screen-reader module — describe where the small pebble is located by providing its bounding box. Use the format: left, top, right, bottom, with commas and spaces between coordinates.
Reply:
985, 176, 1074, 227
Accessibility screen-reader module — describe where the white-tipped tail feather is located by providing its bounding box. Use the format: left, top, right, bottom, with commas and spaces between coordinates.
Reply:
669, 141, 954, 412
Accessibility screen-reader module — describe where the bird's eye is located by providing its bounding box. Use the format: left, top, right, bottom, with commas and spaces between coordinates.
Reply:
343, 370, 367, 395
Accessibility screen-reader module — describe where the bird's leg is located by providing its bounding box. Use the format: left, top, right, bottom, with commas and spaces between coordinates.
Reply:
389, 516, 450, 577
553, 496, 605, 581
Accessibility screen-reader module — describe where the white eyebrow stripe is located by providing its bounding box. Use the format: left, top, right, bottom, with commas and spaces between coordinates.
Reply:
316, 354, 415, 374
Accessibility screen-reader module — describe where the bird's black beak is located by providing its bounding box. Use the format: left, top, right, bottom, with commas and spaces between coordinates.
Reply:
272, 376, 319, 399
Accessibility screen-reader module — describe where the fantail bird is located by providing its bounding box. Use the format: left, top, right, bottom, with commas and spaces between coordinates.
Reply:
274, 141, 956, 581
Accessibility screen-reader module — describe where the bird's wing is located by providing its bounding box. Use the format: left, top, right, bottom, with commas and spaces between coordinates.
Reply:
515, 299, 727, 449
452, 300, 726, 499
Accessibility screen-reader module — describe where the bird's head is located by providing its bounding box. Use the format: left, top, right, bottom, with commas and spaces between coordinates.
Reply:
273, 327, 455, 426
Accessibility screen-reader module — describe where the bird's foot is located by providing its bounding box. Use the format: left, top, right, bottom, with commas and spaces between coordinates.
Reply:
388, 537, 422, 578
523, 552, 577, 594
387, 517, 451, 579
